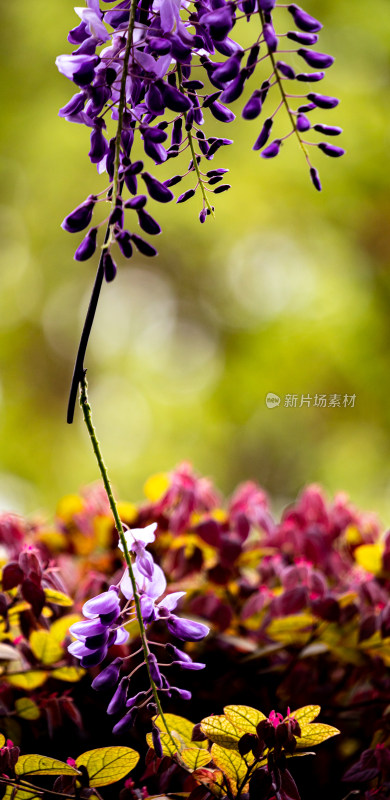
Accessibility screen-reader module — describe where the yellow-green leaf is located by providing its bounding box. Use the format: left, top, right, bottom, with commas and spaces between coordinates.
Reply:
15, 755, 80, 777
75, 747, 139, 787
223, 705, 266, 734
210, 744, 249, 792
50, 614, 82, 644
200, 716, 241, 750
51, 666, 86, 682
0, 733, 5, 747
14, 698, 40, 720
146, 731, 178, 758
43, 589, 73, 607
290, 706, 321, 725
155, 714, 207, 750
296, 723, 340, 748
178, 749, 212, 770
30, 631, 63, 665
6, 671, 48, 690
266, 614, 315, 645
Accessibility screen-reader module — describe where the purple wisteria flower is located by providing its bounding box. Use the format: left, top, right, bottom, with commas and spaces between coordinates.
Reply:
70, 521, 209, 733
60, 0, 344, 422
68, 588, 129, 667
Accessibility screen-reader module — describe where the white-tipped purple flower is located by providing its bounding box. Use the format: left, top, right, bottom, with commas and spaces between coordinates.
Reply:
92, 658, 122, 691
56, 54, 99, 86
287, 4, 323, 33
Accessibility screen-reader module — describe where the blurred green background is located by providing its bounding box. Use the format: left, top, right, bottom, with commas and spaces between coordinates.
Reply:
0, 0, 390, 521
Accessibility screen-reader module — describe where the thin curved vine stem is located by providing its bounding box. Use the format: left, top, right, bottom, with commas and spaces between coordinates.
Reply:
79, 374, 177, 749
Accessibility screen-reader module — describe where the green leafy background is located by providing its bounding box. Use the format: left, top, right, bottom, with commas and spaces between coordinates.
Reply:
0, 0, 389, 518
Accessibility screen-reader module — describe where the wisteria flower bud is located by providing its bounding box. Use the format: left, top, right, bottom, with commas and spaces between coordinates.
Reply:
309, 167, 322, 191
220, 71, 246, 103
202, 6, 235, 42
213, 52, 243, 84
177, 189, 196, 204
142, 172, 174, 203
318, 142, 345, 157
287, 5, 322, 33
74, 228, 97, 261
107, 678, 128, 715
166, 615, 210, 641
259, 0, 276, 9
253, 118, 273, 151
137, 209, 161, 236
296, 71, 325, 82
168, 687, 192, 700
296, 113, 311, 132
103, 251, 117, 282
308, 92, 339, 109
277, 61, 295, 79
112, 707, 138, 736
62, 196, 97, 233
148, 653, 163, 688
126, 691, 148, 710
298, 49, 334, 69
116, 230, 133, 258
313, 123, 342, 136
125, 195, 147, 210
131, 234, 158, 257
213, 184, 231, 194
199, 209, 207, 223
263, 23, 278, 52
209, 101, 235, 123
92, 658, 122, 691
287, 30, 318, 45
261, 140, 281, 159
152, 726, 163, 758
89, 124, 109, 163
160, 81, 191, 112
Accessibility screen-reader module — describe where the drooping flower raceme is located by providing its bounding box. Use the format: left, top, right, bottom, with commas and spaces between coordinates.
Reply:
68, 523, 209, 734
57, 0, 344, 278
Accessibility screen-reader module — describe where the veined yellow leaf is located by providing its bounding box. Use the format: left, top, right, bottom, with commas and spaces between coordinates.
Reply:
224, 705, 266, 734
296, 723, 340, 748
15, 755, 80, 777
146, 731, 178, 758
154, 714, 207, 749
200, 716, 241, 750
290, 706, 321, 725
75, 747, 139, 787
178, 748, 212, 770
210, 744, 249, 793
30, 631, 63, 665
14, 698, 40, 720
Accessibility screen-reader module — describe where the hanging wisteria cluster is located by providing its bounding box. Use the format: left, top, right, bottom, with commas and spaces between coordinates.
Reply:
67, 522, 209, 737
57, 0, 344, 278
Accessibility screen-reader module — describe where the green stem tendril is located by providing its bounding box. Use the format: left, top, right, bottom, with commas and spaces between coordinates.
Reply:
79, 373, 176, 748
